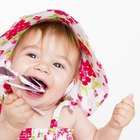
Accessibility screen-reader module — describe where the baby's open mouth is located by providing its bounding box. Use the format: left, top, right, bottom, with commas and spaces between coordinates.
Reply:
29, 77, 47, 90
23, 76, 47, 97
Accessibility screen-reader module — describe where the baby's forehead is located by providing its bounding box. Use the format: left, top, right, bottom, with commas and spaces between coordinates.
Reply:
19, 27, 42, 46
18, 26, 74, 47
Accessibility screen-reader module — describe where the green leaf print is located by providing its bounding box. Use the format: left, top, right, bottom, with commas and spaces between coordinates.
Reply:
0, 97, 2, 103
30, 136, 35, 140
91, 82, 100, 89
5, 50, 12, 58
81, 85, 88, 96
23, 15, 33, 19
13, 31, 26, 40
0, 40, 6, 46
48, 127, 57, 133
95, 101, 100, 108
85, 40, 89, 47
40, 132, 44, 138
48, 14, 60, 19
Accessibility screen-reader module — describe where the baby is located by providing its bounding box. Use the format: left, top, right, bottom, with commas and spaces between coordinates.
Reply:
0, 9, 135, 140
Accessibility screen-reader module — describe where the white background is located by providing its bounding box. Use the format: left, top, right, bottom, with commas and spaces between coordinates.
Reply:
0, 0, 139, 139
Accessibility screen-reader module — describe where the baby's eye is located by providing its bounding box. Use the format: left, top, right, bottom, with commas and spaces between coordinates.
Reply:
53, 63, 64, 69
27, 53, 38, 59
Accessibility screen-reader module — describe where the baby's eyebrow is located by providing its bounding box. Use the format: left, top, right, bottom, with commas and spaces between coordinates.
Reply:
22, 45, 40, 51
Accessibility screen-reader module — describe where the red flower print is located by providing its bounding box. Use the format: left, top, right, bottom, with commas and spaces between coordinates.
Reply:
4, 19, 30, 40
100, 99, 105, 104
96, 61, 102, 69
81, 76, 91, 86
60, 18, 70, 25
33, 16, 41, 20
4, 29, 17, 40
12, 40, 17, 44
50, 119, 58, 128
37, 132, 40, 137
94, 90, 98, 97
0, 50, 4, 55
71, 100, 78, 106
78, 94, 83, 101
79, 60, 96, 86
54, 10, 69, 16
13, 19, 30, 32
86, 112, 91, 117
89, 108, 92, 112
0, 104, 2, 113
3, 83, 13, 94
44, 134, 47, 140
78, 39, 92, 57
66, 17, 78, 24
20, 128, 32, 140
104, 75, 108, 84
100, 94, 108, 105
104, 93, 108, 99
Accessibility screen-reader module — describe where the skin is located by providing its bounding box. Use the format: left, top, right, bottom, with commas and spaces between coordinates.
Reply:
0, 27, 135, 140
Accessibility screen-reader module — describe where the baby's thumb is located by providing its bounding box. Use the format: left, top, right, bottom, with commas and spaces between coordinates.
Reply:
124, 94, 134, 100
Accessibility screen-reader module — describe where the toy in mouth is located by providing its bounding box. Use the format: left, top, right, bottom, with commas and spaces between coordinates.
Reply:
23, 76, 47, 94
30, 77, 47, 90
0, 66, 45, 93
0, 66, 15, 77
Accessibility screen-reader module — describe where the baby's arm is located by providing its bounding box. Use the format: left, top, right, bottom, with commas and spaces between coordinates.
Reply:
94, 94, 135, 140
0, 90, 33, 140
73, 94, 135, 140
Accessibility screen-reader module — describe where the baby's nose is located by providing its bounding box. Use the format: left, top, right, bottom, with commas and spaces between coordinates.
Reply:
34, 63, 50, 74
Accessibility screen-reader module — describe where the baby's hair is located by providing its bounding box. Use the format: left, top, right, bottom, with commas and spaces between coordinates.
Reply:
36, 20, 80, 50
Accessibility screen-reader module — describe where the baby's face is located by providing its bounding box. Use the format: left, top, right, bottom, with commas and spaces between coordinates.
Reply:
11, 28, 80, 109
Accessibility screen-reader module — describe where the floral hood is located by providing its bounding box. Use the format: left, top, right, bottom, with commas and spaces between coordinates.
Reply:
0, 9, 108, 116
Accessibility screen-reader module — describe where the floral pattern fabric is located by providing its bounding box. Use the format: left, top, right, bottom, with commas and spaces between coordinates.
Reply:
20, 128, 73, 140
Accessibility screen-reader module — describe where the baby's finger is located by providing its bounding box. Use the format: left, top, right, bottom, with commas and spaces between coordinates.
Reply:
111, 113, 126, 128
121, 94, 135, 109
115, 102, 134, 112
12, 97, 26, 107
18, 104, 32, 113
24, 109, 34, 120
113, 107, 129, 118
3, 94, 18, 105
123, 94, 134, 101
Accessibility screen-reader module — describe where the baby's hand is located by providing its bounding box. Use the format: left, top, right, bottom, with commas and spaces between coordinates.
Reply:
2, 90, 33, 130
110, 94, 135, 130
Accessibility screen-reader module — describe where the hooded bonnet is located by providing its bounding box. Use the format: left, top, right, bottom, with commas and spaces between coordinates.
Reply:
0, 9, 108, 116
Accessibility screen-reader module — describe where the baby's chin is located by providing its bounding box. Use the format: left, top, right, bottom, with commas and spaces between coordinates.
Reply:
22, 93, 49, 108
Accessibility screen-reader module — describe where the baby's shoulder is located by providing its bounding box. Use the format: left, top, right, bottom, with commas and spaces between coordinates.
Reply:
59, 106, 86, 128
61, 105, 85, 117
